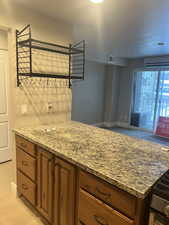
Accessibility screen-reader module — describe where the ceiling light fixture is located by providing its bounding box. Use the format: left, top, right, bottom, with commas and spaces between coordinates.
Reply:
90, 0, 104, 3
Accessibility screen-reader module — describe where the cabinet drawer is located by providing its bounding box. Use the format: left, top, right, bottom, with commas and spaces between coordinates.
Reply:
16, 135, 36, 157
79, 189, 134, 225
79, 171, 136, 218
17, 170, 36, 206
16, 147, 36, 181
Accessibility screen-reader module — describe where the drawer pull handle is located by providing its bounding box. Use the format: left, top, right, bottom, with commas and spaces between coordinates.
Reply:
84, 184, 90, 190
22, 161, 28, 166
96, 187, 111, 198
20, 143, 27, 148
22, 184, 28, 190
94, 215, 108, 225
79, 220, 86, 225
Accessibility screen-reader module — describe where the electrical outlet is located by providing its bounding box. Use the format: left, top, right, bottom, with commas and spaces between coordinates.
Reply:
21, 104, 27, 115
47, 102, 53, 112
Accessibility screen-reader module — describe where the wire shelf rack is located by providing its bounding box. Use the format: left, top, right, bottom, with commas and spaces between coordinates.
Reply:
16, 25, 85, 88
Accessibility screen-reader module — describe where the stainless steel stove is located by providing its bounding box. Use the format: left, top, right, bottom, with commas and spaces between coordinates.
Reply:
149, 170, 169, 225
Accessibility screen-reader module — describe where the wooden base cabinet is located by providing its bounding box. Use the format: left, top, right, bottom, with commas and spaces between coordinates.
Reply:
16, 135, 149, 225
54, 158, 76, 225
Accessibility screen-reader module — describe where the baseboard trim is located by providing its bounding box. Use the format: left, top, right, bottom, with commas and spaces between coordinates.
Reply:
11, 182, 17, 195
92, 122, 104, 127
116, 122, 153, 133
92, 121, 152, 133
102, 122, 117, 128
116, 122, 129, 128
93, 122, 118, 128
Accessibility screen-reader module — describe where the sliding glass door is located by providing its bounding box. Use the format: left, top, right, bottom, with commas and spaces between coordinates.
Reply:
132, 70, 169, 131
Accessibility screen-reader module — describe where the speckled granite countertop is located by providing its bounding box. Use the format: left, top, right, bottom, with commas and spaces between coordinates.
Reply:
14, 121, 169, 198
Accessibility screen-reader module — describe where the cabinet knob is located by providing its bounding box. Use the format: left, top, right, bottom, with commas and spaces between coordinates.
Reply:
164, 205, 169, 217
94, 215, 108, 225
20, 143, 27, 148
95, 187, 111, 199
79, 220, 86, 225
22, 184, 28, 190
22, 161, 28, 166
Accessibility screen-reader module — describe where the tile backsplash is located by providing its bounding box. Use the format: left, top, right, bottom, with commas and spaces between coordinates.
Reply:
15, 78, 72, 127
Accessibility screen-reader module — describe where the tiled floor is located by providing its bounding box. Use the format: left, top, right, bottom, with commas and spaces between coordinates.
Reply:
0, 161, 43, 225
108, 127, 169, 146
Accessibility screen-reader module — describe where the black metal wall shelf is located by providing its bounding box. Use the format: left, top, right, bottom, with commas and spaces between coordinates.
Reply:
16, 24, 85, 88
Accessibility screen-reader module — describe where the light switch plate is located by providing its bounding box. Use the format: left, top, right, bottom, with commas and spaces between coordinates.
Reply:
21, 104, 27, 115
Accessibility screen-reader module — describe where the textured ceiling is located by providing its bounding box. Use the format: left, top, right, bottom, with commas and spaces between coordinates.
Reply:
11, 0, 169, 60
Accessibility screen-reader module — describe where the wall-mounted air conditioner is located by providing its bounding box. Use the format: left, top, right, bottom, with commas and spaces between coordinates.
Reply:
144, 56, 169, 67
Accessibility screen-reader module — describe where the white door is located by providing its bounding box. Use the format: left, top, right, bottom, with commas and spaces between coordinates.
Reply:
0, 50, 10, 163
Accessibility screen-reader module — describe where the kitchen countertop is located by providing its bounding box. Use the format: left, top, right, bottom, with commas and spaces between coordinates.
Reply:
14, 121, 169, 199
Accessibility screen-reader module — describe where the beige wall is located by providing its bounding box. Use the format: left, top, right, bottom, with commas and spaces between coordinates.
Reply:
0, 2, 73, 127
0, 2, 73, 183
0, 30, 8, 49
0, 2, 73, 45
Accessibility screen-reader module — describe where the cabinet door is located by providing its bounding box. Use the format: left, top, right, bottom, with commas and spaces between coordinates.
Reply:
54, 158, 76, 225
37, 147, 54, 223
